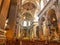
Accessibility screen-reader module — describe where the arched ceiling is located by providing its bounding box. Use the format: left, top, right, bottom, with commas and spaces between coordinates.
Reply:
47, 9, 55, 16
21, 12, 33, 20
17, 0, 41, 21
22, 2, 36, 11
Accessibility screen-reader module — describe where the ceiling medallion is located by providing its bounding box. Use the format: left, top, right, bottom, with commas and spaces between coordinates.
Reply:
22, 2, 36, 11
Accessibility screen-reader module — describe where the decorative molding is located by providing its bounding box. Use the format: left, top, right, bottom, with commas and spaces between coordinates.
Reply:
38, 0, 56, 18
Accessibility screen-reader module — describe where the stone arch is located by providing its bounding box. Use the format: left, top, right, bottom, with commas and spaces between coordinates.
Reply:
47, 9, 56, 16
47, 9, 57, 22
21, 12, 33, 23
22, 0, 37, 6
47, 9, 58, 33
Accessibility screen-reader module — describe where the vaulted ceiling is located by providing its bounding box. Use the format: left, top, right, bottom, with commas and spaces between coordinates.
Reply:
22, 2, 36, 11
21, 0, 40, 16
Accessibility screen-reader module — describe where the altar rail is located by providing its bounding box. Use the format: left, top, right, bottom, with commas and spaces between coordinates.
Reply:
6, 39, 60, 45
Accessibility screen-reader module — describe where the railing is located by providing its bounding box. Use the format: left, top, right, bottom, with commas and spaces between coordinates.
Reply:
0, 29, 6, 45
5, 39, 60, 45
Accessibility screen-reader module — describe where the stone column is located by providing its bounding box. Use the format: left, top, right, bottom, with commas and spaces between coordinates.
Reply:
43, 0, 47, 6
0, 0, 10, 29
56, 7, 60, 33
0, 0, 2, 6
54, 0, 60, 33
8, 0, 17, 39
16, 0, 22, 38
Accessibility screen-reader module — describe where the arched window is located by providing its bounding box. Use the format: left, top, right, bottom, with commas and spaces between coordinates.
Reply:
47, 0, 49, 2
23, 21, 27, 26
28, 21, 31, 26
22, 21, 31, 27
